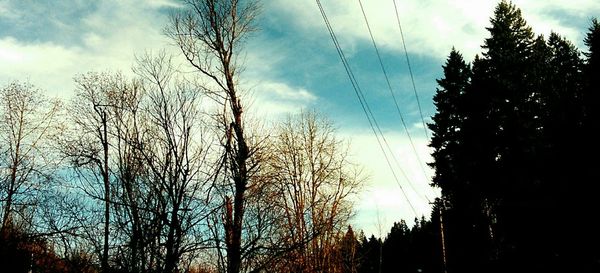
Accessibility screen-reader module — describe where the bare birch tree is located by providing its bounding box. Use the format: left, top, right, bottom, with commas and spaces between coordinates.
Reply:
166, 1, 261, 273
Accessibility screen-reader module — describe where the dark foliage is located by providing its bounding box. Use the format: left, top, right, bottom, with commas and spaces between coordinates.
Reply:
347, 216, 442, 273
428, 1, 600, 272
0, 223, 97, 273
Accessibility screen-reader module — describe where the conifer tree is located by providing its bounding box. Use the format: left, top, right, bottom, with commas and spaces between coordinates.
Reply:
429, 49, 471, 196
428, 4, 600, 272
577, 18, 600, 272
583, 19, 600, 142
429, 49, 490, 272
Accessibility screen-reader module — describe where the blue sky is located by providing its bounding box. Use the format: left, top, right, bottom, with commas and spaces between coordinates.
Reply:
1, 0, 599, 237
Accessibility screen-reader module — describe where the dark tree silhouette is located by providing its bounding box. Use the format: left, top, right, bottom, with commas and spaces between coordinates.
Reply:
357, 234, 381, 273
428, 1, 600, 272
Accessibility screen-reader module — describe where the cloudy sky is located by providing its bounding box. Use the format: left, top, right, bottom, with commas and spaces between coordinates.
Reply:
1, 0, 599, 237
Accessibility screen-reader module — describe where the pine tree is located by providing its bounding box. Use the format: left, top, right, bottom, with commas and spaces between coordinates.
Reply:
429, 49, 490, 272
357, 235, 381, 273
439, 1, 542, 270
381, 221, 410, 273
576, 18, 600, 272
428, 48, 471, 196
339, 226, 360, 273
479, 0, 536, 196
428, 3, 600, 272
583, 19, 600, 144
470, 4, 545, 269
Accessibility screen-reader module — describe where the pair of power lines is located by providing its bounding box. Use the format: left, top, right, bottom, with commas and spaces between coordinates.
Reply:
315, 0, 434, 217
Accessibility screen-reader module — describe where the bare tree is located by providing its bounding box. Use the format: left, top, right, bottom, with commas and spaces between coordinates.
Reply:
167, 1, 261, 273
133, 52, 213, 273
0, 81, 61, 234
60, 56, 216, 272
63, 72, 136, 273
266, 111, 363, 273
95, 72, 157, 272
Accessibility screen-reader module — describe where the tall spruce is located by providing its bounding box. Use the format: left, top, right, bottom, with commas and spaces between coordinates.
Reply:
583, 19, 600, 159
479, 0, 536, 199
429, 49, 471, 196
471, 3, 544, 269
429, 49, 489, 272
576, 18, 600, 272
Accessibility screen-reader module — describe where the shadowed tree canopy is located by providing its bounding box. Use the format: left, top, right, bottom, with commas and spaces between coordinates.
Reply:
428, 1, 600, 272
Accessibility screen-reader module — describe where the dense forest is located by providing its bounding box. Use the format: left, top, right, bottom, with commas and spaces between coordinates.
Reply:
428, 1, 600, 272
1, 0, 599, 273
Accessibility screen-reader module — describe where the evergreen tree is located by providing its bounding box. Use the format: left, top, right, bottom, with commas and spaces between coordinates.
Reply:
429, 49, 490, 272
428, 2, 600, 272
357, 235, 381, 273
409, 217, 443, 273
429, 2, 583, 271
582, 19, 600, 171
576, 18, 600, 272
339, 226, 360, 273
584, 19, 600, 94
467, 2, 544, 269
381, 221, 410, 273
428, 48, 471, 196
478, 0, 537, 198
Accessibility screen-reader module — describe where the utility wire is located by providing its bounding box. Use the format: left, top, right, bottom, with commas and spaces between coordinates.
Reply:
392, 0, 430, 140
358, 0, 431, 203
391, 0, 440, 199
315, 0, 418, 217
390, 3, 447, 270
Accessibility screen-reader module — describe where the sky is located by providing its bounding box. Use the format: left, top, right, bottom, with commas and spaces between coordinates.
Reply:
1, 0, 599, 237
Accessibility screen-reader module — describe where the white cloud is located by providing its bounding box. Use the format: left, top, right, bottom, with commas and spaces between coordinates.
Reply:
0, 0, 316, 120
0, 37, 83, 96
0, 2, 17, 20
268, 0, 600, 60
244, 80, 317, 120
146, 0, 182, 9
2, 0, 597, 237
0, 1, 174, 98
260, 81, 316, 101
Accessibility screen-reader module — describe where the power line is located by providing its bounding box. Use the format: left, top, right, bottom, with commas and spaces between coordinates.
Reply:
391, 0, 440, 200
315, 0, 419, 217
391, 4, 447, 264
357, 0, 432, 202
392, 0, 430, 140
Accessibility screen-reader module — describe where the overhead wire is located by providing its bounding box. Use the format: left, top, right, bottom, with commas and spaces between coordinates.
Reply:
390, 4, 447, 268
391, 0, 440, 199
315, 0, 419, 217
392, 0, 430, 140
357, 0, 432, 203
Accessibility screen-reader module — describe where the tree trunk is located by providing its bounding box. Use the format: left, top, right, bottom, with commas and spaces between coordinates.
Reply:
225, 58, 249, 273
102, 110, 110, 273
